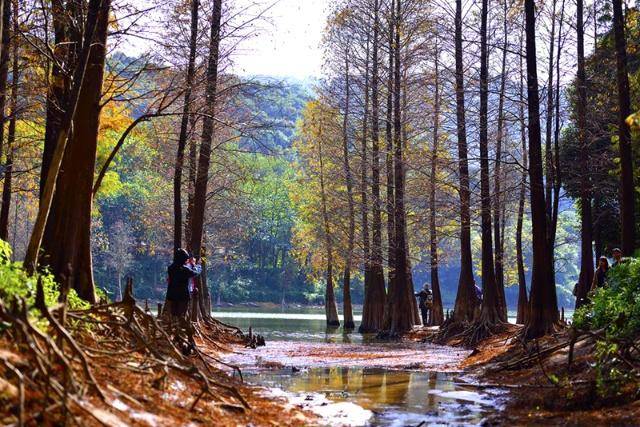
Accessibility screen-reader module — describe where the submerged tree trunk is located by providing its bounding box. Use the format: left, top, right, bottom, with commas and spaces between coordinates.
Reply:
575, 0, 594, 310
173, 0, 199, 251
613, 0, 635, 255
429, 39, 444, 326
341, 51, 355, 330
516, 31, 529, 325
524, 0, 559, 339
452, 0, 478, 324
36, 0, 111, 302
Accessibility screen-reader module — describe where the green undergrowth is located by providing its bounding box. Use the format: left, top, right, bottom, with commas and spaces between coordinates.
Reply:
573, 257, 640, 397
0, 240, 89, 328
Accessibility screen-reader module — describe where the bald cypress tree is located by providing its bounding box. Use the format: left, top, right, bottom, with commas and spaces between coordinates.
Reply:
524, 0, 559, 339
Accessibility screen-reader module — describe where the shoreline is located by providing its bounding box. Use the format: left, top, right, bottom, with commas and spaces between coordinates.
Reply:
409, 324, 640, 425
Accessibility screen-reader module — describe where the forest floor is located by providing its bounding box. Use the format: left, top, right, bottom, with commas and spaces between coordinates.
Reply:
412, 324, 640, 425
0, 291, 314, 427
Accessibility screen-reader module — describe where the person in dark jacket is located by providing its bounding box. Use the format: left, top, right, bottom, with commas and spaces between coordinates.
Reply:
415, 284, 433, 326
166, 248, 201, 319
590, 256, 609, 292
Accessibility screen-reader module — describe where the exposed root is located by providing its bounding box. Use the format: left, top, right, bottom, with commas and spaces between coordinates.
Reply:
0, 277, 277, 425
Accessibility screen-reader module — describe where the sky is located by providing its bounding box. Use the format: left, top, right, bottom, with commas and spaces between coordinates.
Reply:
231, 0, 330, 79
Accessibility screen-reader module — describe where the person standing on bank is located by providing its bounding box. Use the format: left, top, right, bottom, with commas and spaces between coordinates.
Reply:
590, 256, 609, 292
415, 284, 433, 326
166, 248, 202, 322
611, 248, 623, 268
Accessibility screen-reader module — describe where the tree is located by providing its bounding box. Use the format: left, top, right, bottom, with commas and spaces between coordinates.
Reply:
340, 50, 356, 330
451, 0, 478, 324
612, 0, 635, 255
359, 16, 380, 334
364, 0, 387, 332
318, 112, 340, 328
429, 36, 444, 326
173, 0, 199, 251
516, 27, 529, 325
189, 0, 223, 319
0, 0, 17, 240
492, 0, 509, 321
385, 0, 415, 334
524, 0, 559, 339
574, 0, 594, 310
104, 220, 134, 301
27, 0, 111, 303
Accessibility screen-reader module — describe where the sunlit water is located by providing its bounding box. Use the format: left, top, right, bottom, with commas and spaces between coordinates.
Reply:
215, 307, 506, 426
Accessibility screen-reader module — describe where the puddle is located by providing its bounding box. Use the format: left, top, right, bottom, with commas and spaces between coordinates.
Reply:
215, 309, 505, 425
222, 341, 504, 426
242, 366, 504, 426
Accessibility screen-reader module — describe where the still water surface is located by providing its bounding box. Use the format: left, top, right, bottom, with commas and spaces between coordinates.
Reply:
216, 307, 505, 426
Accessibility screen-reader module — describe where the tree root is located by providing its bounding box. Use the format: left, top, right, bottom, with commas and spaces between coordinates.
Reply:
0, 277, 255, 425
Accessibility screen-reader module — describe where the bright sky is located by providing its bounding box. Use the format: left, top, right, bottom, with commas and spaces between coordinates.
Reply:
231, 0, 330, 78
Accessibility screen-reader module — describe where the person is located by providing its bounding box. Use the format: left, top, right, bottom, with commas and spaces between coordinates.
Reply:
590, 256, 609, 292
166, 248, 202, 320
415, 284, 433, 326
474, 280, 483, 302
611, 248, 623, 268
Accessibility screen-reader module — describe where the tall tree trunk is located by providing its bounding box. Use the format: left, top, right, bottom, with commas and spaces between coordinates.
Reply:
613, 0, 635, 255
429, 38, 444, 326
524, 0, 559, 339
185, 113, 198, 250
189, 0, 223, 320
552, 0, 566, 245
386, 0, 413, 335
173, 0, 199, 251
368, 0, 387, 330
452, 0, 478, 324
0, 0, 17, 240
39, 0, 75, 201
493, 0, 508, 322
34, 0, 110, 303
477, 0, 501, 324
574, 0, 594, 310
341, 51, 355, 330
0, 0, 4, 69
400, 48, 419, 327
545, 0, 557, 248
318, 127, 340, 328
0, 0, 9, 177
385, 0, 395, 296
359, 25, 377, 334
516, 30, 529, 325
189, 0, 221, 256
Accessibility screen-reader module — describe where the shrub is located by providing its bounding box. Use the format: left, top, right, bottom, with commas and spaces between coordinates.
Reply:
573, 257, 640, 396
0, 240, 89, 318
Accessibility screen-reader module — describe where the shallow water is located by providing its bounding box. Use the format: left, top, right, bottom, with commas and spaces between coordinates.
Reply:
216, 308, 506, 426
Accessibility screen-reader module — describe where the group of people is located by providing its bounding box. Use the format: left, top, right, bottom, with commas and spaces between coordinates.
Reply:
571, 247, 625, 307
589, 247, 624, 292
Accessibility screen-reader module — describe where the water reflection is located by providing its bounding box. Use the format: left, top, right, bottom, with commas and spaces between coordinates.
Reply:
246, 367, 494, 426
